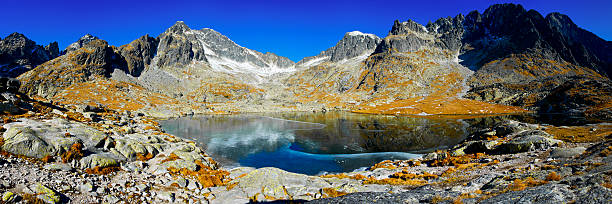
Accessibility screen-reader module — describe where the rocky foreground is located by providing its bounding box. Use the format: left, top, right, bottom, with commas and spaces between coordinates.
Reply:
0, 79, 610, 204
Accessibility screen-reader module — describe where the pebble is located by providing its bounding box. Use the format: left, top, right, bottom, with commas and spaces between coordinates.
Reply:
79, 182, 94, 192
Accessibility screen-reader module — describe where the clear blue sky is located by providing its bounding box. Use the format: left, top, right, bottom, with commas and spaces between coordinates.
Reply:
1, 0, 610, 62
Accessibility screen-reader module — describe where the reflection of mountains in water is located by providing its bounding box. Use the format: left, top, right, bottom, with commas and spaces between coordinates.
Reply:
267, 112, 470, 154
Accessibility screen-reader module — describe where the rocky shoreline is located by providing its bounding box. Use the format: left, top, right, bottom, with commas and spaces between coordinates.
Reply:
0, 87, 610, 203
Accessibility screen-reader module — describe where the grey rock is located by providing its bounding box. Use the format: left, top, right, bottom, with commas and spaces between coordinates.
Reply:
103, 195, 120, 204
118, 34, 158, 77
62, 34, 99, 54
481, 184, 575, 203
157, 191, 175, 202
297, 31, 381, 66
495, 130, 562, 154
174, 178, 188, 188
32, 183, 61, 204
79, 182, 94, 192
550, 147, 587, 158
43, 163, 73, 172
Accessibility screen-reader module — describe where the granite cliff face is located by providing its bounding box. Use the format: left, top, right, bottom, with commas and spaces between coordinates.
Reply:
0, 33, 59, 77
118, 34, 158, 77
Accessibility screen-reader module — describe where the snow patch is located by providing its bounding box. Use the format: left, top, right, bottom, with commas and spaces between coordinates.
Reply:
347, 31, 378, 39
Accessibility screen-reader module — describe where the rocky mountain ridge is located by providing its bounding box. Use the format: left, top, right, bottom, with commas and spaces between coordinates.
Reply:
297, 31, 381, 67
0, 33, 59, 77
5, 3, 612, 119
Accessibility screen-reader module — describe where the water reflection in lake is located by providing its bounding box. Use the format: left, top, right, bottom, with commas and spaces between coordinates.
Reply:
159, 112, 471, 175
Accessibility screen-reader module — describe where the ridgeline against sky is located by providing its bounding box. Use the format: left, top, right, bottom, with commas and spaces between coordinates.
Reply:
1, 0, 611, 62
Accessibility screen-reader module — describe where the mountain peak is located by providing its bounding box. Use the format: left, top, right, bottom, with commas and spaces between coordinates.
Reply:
167, 21, 191, 33
345, 31, 378, 39
63, 34, 100, 54
391, 19, 427, 35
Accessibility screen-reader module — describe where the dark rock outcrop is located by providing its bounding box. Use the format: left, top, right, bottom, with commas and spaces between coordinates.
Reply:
155, 21, 206, 68
118, 34, 158, 77
0, 33, 59, 77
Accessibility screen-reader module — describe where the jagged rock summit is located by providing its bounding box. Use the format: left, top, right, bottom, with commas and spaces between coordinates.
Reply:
152, 21, 295, 76
62, 34, 100, 55
297, 31, 381, 67
0, 33, 59, 77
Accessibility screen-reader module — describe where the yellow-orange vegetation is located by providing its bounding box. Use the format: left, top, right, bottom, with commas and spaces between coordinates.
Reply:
390, 170, 438, 180
544, 124, 612, 143
166, 160, 230, 188
136, 153, 154, 161
60, 142, 84, 163
65, 111, 91, 122
160, 153, 180, 163
41, 155, 54, 163
322, 188, 349, 198
320, 173, 366, 180
429, 153, 486, 167
85, 166, 121, 175
506, 177, 548, 191
545, 171, 562, 181
352, 97, 527, 115
362, 177, 428, 186
53, 79, 183, 113
21, 193, 46, 204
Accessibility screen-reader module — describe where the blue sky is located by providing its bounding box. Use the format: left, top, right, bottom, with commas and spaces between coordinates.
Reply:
1, 0, 610, 62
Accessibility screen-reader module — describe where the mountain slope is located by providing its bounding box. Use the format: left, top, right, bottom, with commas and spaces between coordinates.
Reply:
11, 3, 612, 119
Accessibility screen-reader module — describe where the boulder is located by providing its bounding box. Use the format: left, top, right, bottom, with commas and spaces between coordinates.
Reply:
496, 130, 562, 154
79, 153, 120, 169
221, 167, 332, 202
1, 126, 55, 158
550, 147, 587, 158
31, 183, 61, 204
1, 118, 108, 158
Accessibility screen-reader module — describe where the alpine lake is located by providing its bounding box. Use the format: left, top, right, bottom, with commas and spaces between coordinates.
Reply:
159, 111, 590, 175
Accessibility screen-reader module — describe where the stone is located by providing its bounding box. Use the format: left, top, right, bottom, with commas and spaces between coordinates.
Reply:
423, 152, 438, 160
224, 167, 333, 202
79, 182, 94, 192
32, 183, 61, 204
79, 153, 120, 169
103, 195, 120, 204
43, 163, 73, 171
481, 184, 575, 203
496, 130, 562, 154
187, 180, 199, 190
550, 147, 587, 158
174, 178, 188, 188
2, 191, 16, 202
135, 184, 149, 192
1, 126, 55, 158
157, 192, 175, 202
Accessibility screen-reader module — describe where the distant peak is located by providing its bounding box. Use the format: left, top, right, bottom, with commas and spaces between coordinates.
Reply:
167, 21, 191, 33
5, 32, 28, 40
391, 19, 427, 35
346, 31, 379, 39
79, 34, 98, 41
